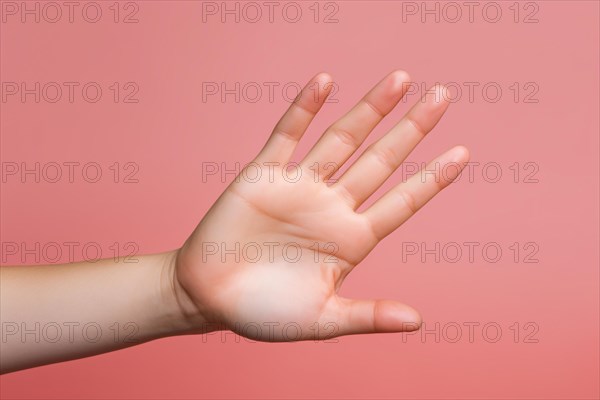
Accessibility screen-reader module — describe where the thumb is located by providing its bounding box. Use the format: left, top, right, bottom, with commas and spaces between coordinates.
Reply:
333, 297, 422, 337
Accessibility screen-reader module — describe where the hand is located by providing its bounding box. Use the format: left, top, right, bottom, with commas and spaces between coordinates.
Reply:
173, 70, 469, 341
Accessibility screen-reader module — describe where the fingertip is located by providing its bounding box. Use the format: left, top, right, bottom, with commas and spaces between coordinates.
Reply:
389, 69, 411, 93
391, 69, 411, 82
451, 145, 470, 163
314, 71, 333, 86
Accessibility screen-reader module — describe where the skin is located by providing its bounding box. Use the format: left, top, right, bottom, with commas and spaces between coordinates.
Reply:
0, 70, 469, 373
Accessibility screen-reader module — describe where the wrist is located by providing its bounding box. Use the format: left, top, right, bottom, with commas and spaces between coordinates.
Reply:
155, 250, 217, 337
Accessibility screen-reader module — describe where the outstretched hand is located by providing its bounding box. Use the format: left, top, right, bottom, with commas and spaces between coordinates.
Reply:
175, 71, 469, 341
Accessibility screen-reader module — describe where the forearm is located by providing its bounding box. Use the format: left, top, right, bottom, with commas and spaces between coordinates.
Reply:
0, 250, 202, 374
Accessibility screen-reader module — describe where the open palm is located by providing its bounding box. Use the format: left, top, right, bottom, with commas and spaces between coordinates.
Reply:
175, 71, 469, 341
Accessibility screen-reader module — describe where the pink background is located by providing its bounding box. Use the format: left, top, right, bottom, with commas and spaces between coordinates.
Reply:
1, 1, 598, 399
